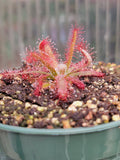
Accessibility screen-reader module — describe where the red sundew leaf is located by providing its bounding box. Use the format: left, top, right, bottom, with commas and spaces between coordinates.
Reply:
76, 39, 95, 66
1, 69, 22, 80
26, 50, 39, 64
25, 49, 57, 76
86, 70, 104, 77
77, 48, 92, 67
33, 75, 48, 96
39, 39, 58, 69
70, 77, 85, 89
69, 69, 104, 78
66, 27, 79, 69
69, 60, 87, 73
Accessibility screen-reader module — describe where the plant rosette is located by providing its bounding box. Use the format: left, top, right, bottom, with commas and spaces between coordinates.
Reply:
0, 26, 120, 160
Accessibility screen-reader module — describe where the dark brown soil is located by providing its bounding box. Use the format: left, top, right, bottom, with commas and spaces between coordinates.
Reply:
0, 62, 120, 128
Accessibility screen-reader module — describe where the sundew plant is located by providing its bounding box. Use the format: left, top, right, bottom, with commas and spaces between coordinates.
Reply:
1, 26, 104, 101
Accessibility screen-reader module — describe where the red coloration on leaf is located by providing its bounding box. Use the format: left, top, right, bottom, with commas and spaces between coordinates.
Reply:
26, 51, 39, 64
38, 38, 58, 73
33, 75, 48, 96
71, 77, 85, 89
66, 27, 78, 69
1, 26, 104, 101
39, 39, 49, 50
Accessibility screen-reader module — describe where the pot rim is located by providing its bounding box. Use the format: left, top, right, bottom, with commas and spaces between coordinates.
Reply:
0, 121, 120, 135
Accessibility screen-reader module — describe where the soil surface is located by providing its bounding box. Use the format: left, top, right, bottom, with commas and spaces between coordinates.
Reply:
0, 62, 120, 128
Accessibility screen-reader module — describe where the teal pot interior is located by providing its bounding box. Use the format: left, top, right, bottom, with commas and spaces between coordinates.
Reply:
0, 121, 120, 160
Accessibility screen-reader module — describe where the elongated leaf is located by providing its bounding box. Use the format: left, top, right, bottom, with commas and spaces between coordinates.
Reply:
66, 28, 78, 69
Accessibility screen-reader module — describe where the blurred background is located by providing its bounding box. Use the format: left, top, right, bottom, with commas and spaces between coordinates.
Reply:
0, 0, 120, 70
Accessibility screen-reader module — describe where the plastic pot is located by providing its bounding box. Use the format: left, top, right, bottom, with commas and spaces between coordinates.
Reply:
0, 121, 120, 160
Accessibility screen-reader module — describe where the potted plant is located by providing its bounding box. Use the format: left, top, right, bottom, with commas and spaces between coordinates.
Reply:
0, 26, 120, 160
